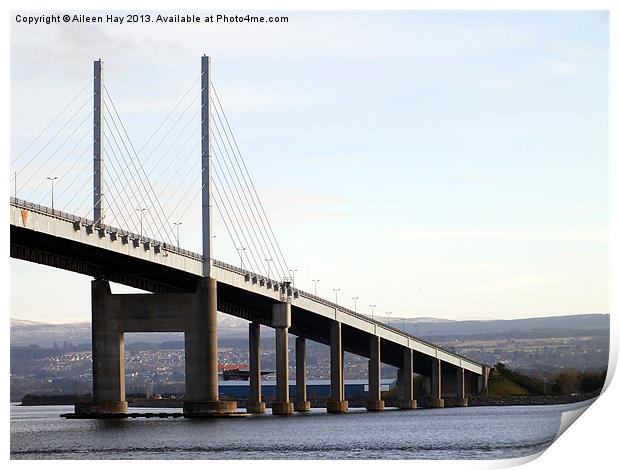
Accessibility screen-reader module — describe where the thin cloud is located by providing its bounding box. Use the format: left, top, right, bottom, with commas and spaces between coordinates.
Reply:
357, 227, 607, 244
541, 58, 578, 77
469, 272, 576, 295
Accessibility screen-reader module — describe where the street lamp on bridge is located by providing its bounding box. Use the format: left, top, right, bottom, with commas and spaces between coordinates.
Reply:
352, 296, 359, 313
289, 269, 298, 284
312, 279, 320, 296
46, 176, 58, 211
173, 222, 182, 246
135, 207, 146, 240
265, 258, 273, 279
333, 288, 341, 305
369, 304, 376, 321
386, 311, 392, 326
237, 247, 247, 270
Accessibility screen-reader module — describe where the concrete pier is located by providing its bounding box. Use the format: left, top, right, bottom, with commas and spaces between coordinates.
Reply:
184, 278, 236, 416
247, 322, 265, 413
327, 321, 348, 413
427, 357, 445, 408
456, 367, 468, 406
295, 336, 311, 412
77, 277, 237, 417
366, 336, 384, 411
272, 302, 293, 415
398, 348, 417, 409
85, 279, 127, 414
478, 366, 489, 397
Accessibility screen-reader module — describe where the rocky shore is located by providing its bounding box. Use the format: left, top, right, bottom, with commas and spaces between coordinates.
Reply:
463, 392, 600, 407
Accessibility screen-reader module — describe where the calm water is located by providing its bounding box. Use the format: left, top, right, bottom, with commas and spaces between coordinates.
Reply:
10, 401, 591, 460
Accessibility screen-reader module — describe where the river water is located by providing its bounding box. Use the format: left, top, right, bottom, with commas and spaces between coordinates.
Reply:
10, 401, 591, 460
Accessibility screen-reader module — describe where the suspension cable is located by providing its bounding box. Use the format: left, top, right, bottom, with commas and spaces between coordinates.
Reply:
25, 124, 93, 202
103, 87, 176, 242
210, 108, 286, 280
210, 82, 291, 276
11, 78, 93, 166
16, 110, 92, 194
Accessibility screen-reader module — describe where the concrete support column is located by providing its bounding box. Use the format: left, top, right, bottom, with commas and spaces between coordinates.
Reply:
275, 328, 289, 402
77, 277, 238, 417
77, 279, 128, 415
477, 365, 489, 396
341, 346, 345, 400
184, 278, 237, 416
423, 376, 431, 397
456, 368, 468, 407
272, 302, 293, 415
295, 336, 311, 412
399, 349, 417, 409
327, 321, 348, 413
247, 322, 265, 413
427, 357, 444, 408
366, 336, 384, 411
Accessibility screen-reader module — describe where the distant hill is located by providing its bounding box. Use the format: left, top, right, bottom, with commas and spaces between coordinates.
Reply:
488, 373, 530, 396
11, 319, 93, 348
10, 313, 250, 347
10, 319, 50, 327
390, 316, 456, 323
10, 313, 609, 348
400, 313, 610, 340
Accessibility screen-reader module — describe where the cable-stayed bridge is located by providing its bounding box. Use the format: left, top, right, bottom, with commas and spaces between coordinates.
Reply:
10, 57, 487, 417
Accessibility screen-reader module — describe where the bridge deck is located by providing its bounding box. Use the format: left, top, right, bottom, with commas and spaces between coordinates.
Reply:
10, 198, 484, 375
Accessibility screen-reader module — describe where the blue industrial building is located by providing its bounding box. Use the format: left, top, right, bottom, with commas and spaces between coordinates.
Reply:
218, 379, 395, 399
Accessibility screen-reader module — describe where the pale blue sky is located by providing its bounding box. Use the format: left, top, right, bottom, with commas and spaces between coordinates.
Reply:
10, 11, 609, 322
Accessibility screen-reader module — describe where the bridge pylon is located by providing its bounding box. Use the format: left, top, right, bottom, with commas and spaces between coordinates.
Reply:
201, 54, 212, 277
93, 59, 104, 226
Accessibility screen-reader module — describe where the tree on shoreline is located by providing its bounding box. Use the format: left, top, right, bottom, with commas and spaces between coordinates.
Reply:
490, 363, 606, 396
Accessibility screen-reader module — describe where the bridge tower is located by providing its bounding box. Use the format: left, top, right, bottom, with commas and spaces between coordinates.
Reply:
93, 59, 104, 225
201, 54, 212, 277
75, 56, 237, 418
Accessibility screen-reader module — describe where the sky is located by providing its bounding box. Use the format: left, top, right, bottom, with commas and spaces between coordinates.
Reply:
9, 10, 609, 323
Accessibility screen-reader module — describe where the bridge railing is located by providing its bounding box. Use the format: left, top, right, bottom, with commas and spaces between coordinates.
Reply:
11, 197, 482, 367
295, 288, 444, 351
11, 197, 203, 260
212, 256, 467, 360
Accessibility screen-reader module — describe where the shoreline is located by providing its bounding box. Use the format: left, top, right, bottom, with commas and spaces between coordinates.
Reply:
16, 392, 601, 408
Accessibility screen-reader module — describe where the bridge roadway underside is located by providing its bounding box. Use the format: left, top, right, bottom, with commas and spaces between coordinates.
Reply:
12, 225, 438, 373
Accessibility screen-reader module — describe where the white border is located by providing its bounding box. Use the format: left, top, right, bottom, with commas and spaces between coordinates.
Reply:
3, 1, 617, 469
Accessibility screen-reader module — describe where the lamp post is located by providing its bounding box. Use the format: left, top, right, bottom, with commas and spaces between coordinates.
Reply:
312, 279, 320, 296
46, 176, 58, 211
333, 288, 341, 305
173, 222, 182, 246
386, 311, 392, 326
369, 304, 376, 321
265, 258, 273, 279
237, 247, 247, 270
289, 269, 298, 284
352, 296, 359, 313
135, 207, 146, 240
